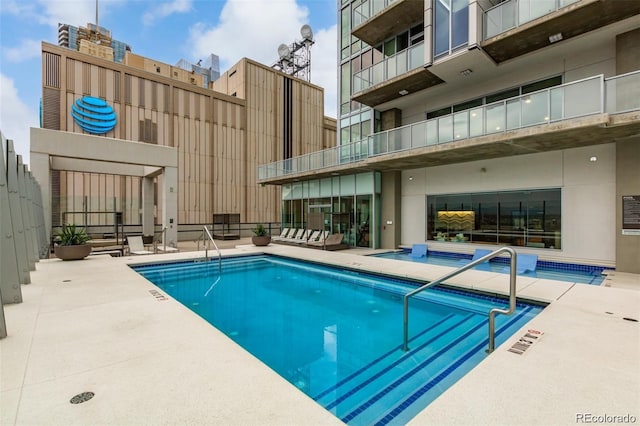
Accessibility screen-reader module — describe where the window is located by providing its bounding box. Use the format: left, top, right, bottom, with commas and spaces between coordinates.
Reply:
434, 0, 469, 58
427, 189, 561, 249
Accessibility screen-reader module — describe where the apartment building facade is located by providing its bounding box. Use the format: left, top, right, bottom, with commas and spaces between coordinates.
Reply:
258, 0, 640, 272
33, 38, 336, 244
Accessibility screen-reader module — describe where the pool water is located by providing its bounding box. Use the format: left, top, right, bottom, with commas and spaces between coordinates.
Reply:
373, 250, 606, 285
134, 255, 543, 425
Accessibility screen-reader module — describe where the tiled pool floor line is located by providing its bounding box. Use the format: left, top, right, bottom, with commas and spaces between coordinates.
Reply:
1, 243, 638, 425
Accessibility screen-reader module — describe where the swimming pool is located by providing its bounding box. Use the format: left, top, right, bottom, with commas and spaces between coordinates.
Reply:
373, 250, 606, 285
134, 255, 544, 425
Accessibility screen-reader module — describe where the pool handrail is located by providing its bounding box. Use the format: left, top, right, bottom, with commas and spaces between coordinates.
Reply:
199, 225, 222, 274
403, 246, 517, 353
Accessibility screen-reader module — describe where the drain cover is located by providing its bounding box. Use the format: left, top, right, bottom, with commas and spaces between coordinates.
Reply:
70, 392, 95, 404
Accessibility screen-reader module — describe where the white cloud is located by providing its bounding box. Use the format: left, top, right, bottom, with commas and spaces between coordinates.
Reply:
188, 0, 336, 118
0, 73, 39, 166
142, 0, 193, 26
3, 39, 42, 63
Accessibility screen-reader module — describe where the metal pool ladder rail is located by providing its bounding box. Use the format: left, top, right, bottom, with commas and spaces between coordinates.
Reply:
403, 247, 518, 353
199, 225, 222, 273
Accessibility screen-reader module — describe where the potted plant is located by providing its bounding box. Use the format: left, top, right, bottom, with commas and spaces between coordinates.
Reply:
251, 223, 271, 246
54, 224, 92, 260
435, 231, 448, 242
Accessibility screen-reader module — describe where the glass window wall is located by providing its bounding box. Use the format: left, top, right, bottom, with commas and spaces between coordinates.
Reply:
427, 189, 561, 249
281, 172, 381, 248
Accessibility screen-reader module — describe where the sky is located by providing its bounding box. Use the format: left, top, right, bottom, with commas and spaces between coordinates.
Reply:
0, 0, 338, 166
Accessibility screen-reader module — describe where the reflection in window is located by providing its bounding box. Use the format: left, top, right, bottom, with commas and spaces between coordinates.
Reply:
427, 189, 562, 249
434, 0, 469, 58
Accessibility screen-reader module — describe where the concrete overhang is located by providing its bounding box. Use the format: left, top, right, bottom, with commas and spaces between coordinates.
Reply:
352, 67, 444, 107
259, 112, 640, 185
482, 0, 640, 64
31, 127, 178, 169
352, 0, 425, 47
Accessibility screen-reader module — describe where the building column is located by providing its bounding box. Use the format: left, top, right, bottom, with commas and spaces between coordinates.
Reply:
0, 138, 22, 304
162, 167, 178, 247
142, 176, 154, 237
616, 140, 640, 273
6, 141, 30, 284
30, 150, 52, 247
381, 171, 401, 249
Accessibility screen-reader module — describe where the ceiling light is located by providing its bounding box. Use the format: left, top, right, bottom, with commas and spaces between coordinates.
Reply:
590, 156, 598, 162
459, 69, 473, 77
549, 33, 563, 43
408, 176, 413, 181
399, 89, 409, 96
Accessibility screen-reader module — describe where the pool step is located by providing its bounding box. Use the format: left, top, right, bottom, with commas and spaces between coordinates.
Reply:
314, 307, 535, 425
312, 314, 482, 421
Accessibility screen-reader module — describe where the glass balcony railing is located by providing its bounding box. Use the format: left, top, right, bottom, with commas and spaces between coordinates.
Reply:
605, 71, 640, 114
258, 71, 639, 180
353, 41, 424, 93
484, 0, 581, 39
352, 0, 398, 28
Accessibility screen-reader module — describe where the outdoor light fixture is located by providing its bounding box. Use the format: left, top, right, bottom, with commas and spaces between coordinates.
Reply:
460, 69, 473, 77
399, 89, 409, 96
549, 33, 563, 43
408, 176, 414, 181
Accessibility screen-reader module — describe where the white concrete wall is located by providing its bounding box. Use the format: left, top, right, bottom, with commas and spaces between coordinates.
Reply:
400, 144, 616, 265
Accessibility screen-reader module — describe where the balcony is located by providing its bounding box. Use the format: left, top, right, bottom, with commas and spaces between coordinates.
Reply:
258, 71, 640, 184
482, 0, 640, 63
352, 42, 443, 107
352, 0, 425, 47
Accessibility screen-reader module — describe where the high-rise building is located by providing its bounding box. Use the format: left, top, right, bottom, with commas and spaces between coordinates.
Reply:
176, 54, 221, 88
258, 0, 640, 273
58, 22, 131, 63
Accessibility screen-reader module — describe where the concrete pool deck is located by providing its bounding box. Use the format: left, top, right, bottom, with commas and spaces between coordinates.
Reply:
1, 242, 638, 425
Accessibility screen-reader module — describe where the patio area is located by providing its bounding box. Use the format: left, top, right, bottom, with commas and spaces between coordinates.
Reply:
1, 241, 638, 425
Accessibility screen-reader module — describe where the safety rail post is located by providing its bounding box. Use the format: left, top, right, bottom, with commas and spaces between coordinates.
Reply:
403, 247, 517, 353
201, 225, 222, 274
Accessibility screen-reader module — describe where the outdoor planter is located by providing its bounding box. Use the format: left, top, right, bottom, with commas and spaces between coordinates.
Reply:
252, 235, 271, 246
54, 244, 92, 260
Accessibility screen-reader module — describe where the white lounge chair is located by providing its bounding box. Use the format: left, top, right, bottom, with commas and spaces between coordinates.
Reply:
127, 236, 154, 255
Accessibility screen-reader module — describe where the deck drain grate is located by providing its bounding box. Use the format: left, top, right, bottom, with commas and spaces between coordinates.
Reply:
70, 392, 95, 404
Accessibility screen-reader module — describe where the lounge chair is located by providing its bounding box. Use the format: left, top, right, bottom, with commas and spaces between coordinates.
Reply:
459, 248, 492, 270
409, 243, 427, 258
283, 229, 306, 243
127, 235, 154, 255
272, 228, 293, 242
300, 230, 320, 244
308, 233, 348, 251
504, 253, 538, 274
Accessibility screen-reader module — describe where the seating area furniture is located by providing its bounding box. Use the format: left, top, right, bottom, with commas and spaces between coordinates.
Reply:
459, 248, 492, 270
126, 235, 154, 255
212, 213, 240, 240
505, 253, 538, 274
307, 233, 348, 251
409, 244, 428, 258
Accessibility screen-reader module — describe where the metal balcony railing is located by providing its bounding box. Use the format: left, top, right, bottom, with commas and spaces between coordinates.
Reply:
353, 41, 425, 93
258, 71, 639, 180
484, 0, 581, 39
